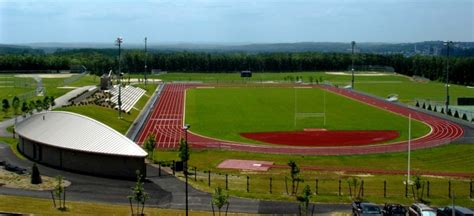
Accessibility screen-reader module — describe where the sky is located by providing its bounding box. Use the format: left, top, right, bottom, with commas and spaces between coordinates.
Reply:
0, 0, 473, 44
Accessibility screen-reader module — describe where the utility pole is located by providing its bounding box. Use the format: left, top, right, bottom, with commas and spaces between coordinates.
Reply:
115, 37, 123, 119
351, 41, 356, 89
183, 124, 190, 216
407, 114, 411, 185
444, 41, 453, 114
144, 37, 148, 87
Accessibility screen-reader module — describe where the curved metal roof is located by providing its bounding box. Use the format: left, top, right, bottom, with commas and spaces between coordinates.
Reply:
15, 111, 147, 157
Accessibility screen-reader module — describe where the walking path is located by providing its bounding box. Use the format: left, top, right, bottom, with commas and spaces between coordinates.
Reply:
0, 142, 348, 215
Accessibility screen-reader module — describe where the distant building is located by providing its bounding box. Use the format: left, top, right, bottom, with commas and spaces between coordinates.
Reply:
70, 65, 87, 73
241, 70, 252, 78
100, 70, 113, 90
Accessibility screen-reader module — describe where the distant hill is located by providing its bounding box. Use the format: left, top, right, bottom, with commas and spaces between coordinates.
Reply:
0, 44, 44, 54
4, 41, 474, 56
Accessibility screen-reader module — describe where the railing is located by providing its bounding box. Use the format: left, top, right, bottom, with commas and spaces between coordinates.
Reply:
127, 84, 165, 141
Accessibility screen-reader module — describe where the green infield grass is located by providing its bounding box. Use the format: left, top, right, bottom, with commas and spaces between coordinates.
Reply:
185, 87, 430, 145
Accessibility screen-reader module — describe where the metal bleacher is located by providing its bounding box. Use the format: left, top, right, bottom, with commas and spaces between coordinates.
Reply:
109, 85, 146, 112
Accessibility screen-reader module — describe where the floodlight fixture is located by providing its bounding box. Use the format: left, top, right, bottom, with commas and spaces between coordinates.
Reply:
351, 41, 356, 89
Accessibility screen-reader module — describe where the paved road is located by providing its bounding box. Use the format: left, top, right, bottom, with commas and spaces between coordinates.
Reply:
0, 141, 349, 215
52, 85, 96, 110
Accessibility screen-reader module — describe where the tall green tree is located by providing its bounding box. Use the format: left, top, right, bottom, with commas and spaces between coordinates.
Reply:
50, 96, 56, 107
128, 170, 149, 216
52, 175, 66, 210
31, 163, 42, 184
288, 160, 302, 195
21, 101, 29, 115
2, 99, 10, 115
143, 134, 156, 159
297, 185, 313, 216
35, 100, 43, 112
12, 96, 20, 115
211, 186, 229, 216
178, 138, 190, 163
28, 101, 36, 114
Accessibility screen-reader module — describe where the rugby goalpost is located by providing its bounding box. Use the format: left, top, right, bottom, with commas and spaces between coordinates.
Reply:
293, 87, 326, 128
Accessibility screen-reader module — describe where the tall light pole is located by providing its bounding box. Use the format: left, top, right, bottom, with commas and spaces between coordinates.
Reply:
351, 41, 356, 89
407, 114, 411, 185
115, 37, 123, 119
182, 124, 190, 216
144, 37, 148, 87
444, 41, 453, 114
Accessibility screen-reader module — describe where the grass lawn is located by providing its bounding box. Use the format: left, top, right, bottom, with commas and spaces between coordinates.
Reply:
153, 143, 474, 207
0, 74, 100, 121
185, 87, 430, 144
0, 195, 257, 216
0, 136, 25, 160
56, 84, 158, 134
153, 72, 409, 83
154, 143, 474, 176
356, 82, 474, 105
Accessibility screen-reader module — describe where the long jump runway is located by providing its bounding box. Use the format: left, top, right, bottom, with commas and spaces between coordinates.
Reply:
136, 83, 464, 155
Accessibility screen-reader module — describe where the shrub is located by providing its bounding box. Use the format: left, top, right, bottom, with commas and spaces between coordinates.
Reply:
31, 163, 42, 184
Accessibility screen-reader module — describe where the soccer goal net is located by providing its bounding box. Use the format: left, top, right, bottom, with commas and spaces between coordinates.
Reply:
293, 87, 326, 128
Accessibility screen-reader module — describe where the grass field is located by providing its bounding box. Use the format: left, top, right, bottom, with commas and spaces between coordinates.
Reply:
357, 82, 474, 104
153, 143, 474, 207
56, 84, 158, 134
0, 74, 100, 120
154, 72, 409, 83
0, 136, 24, 159
0, 195, 257, 216
185, 87, 430, 144
157, 72, 474, 105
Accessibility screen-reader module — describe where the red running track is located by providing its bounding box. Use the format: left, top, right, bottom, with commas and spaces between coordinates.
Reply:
136, 84, 464, 155
240, 130, 400, 147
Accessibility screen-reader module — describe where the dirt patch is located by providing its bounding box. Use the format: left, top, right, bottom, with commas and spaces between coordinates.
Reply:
325, 72, 394, 76
241, 130, 400, 147
0, 168, 71, 191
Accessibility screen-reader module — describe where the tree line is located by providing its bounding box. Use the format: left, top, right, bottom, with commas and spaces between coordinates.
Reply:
1, 95, 55, 118
0, 50, 473, 85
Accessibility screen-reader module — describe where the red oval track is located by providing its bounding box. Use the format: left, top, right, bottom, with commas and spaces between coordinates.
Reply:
136, 84, 464, 155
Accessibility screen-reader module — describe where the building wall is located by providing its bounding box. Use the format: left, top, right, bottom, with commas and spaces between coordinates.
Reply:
18, 136, 146, 179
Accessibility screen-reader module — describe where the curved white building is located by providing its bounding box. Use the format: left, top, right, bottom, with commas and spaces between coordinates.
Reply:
15, 111, 147, 179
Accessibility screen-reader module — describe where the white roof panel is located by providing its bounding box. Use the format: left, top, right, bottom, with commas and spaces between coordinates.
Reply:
15, 111, 147, 157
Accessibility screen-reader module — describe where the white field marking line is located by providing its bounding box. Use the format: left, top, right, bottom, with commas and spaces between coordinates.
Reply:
317, 86, 434, 143
182, 84, 187, 128
293, 86, 312, 88
196, 86, 215, 89
157, 85, 172, 146
165, 84, 178, 145
174, 84, 184, 141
